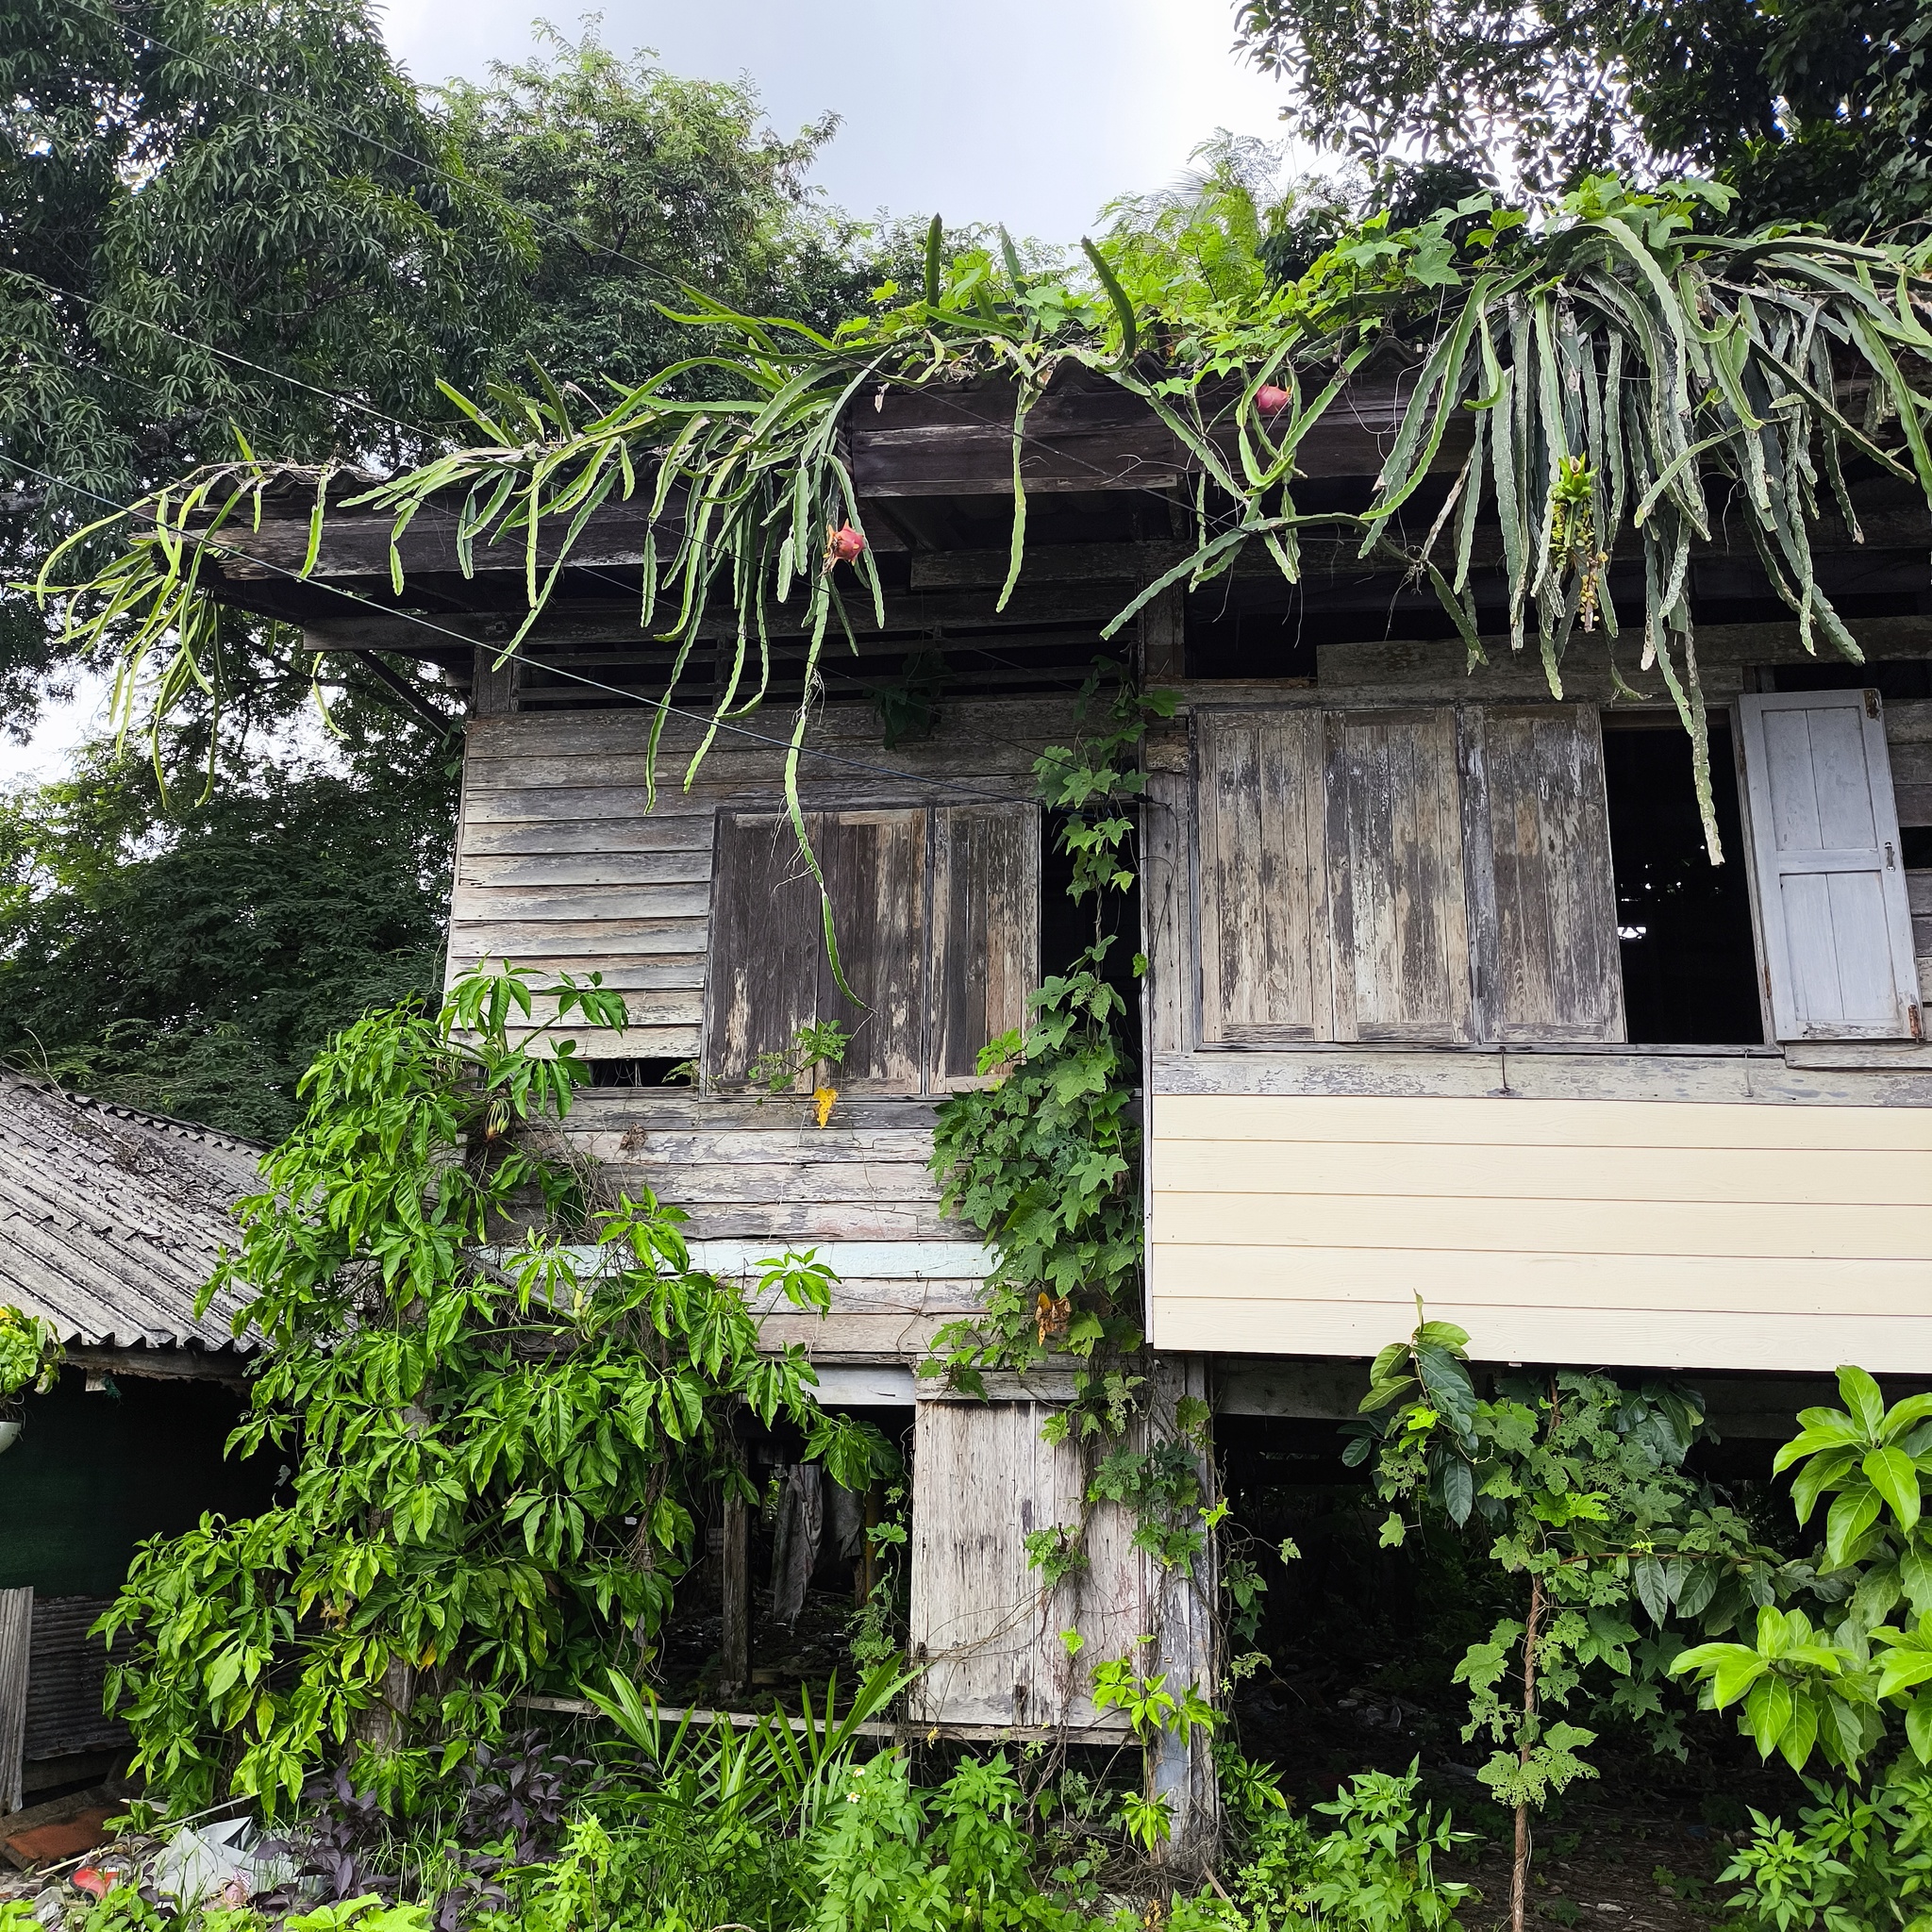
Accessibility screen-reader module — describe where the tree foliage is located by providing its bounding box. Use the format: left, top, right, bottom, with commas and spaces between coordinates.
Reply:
440, 25, 883, 401
97, 965, 883, 1814
0, 0, 530, 720
1233, 0, 1931, 233
1674, 1365, 1932, 1775
1354, 1316, 1795, 1930
0, 733, 455, 1141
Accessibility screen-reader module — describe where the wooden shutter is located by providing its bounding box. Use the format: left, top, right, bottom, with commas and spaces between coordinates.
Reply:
1195, 708, 1331, 1041
705, 808, 928, 1091
1461, 707, 1626, 1043
929, 804, 1040, 1088
1738, 691, 1923, 1041
1325, 708, 1475, 1042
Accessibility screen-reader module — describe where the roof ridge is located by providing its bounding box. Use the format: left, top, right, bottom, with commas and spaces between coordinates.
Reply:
0, 1069, 268, 1159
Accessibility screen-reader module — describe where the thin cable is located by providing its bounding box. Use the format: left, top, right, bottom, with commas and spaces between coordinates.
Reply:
11, 347, 1131, 774
8, 458, 1058, 807
7, 269, 439, 441
65, 0, 1198, 508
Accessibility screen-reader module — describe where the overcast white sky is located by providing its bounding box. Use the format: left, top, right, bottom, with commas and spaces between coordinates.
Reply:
378, 0, 1301, 245
4, 1, 1301, 787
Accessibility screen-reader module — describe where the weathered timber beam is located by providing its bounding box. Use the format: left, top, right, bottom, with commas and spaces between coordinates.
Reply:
910, 505, 1932, 590
513, 1693, 1128, 1744
852, 374, 1468, 495
300, 582, 1139, 655
1319, 613, 1932, 696
62, 1344, 252, 1385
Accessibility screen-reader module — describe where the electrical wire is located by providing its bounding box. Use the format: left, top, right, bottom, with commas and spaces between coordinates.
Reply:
60, 0, 1208, 504
8, 323, 1146, 783
8, 457, 1070, 808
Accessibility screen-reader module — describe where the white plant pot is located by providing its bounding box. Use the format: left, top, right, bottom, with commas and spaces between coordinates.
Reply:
0, 1418, 20, 1456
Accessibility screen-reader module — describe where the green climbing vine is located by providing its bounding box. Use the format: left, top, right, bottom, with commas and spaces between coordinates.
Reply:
921, 663, 1236, 1782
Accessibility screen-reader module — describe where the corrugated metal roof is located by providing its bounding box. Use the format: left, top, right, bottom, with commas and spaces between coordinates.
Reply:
0, 1075, 265, 1354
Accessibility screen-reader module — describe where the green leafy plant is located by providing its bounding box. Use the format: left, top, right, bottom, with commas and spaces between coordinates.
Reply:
96, 964, 846, 1815
1180, 1764, 1475, 1932
804, 1750, 1082, 1932
0, 1303, 62, 1403
1091, 1649, 1216, 1744
747, 1019, 851, 1106
1673, 1366, 1932, 1777
1721, 1774, 1932, 1932
1353, 1312, 1774, 1932
925, 666, 1169, 1394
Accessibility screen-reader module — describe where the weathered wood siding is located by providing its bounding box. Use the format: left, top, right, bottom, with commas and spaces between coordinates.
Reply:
451, 701, 1061, 1359
907, 1397, 1141, 1731
1143, 662, 1932, 1375
1187, 700, 1620, 1048
1147, 1092, 1932, 1372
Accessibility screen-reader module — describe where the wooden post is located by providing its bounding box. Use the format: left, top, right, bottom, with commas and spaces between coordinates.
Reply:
1138, 583, 1186, 684
472, 643, 516, 717
0, 1588, 31, 1816
1142, 1357, 1221, 1873
719, 1485, 751, 1698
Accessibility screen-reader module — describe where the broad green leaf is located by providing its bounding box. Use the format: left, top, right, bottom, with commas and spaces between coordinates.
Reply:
1744, 1674, 1792, 1757
1776, 1692, 1820, 1772
1825, 1484, 1883, 1568
1865, 1446, 1924, 1533
1838, 1365, 1887, 1438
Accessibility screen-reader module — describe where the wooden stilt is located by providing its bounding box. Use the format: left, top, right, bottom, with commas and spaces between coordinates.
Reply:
1, 1589, 33, 1816
719, 1485, 751, 1698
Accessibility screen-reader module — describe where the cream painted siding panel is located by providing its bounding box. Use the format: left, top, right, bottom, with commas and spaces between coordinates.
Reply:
1147, 1092, 1932, 1372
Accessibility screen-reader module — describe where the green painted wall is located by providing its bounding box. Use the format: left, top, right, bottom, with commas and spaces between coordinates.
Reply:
0, 1369, 278, 1595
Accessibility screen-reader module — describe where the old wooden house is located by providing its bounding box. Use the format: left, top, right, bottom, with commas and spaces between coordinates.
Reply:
180, 368, 1932, 1838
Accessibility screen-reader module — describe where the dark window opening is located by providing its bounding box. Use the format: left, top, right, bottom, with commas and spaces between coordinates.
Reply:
1603, 723, 1765, 1045
1041, 808, 1141, 1067
1184, 601, 1319, 681
1768, 657, 1932, 701
588, 1057, 694, 1089
1903, 827, 1932, 870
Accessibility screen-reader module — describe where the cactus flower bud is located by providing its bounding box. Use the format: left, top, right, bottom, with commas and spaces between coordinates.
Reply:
1255, 384, 1291, 416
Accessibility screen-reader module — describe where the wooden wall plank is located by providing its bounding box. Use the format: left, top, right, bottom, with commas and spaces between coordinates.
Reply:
1142, 767, 1190, 1058
705, 811, 839, 1091
907, 1400, 1138, 1731
458, 852, 714, 889
0, 1587, 26, 1815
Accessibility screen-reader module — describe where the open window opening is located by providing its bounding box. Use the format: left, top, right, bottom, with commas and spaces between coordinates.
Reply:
588, 1058, 694, 1089
1602, 721, 1765, 1045
1041, 808, 1142, 1065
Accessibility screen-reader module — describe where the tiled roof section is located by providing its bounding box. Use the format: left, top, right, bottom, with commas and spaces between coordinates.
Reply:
0, 1074, 266, 1353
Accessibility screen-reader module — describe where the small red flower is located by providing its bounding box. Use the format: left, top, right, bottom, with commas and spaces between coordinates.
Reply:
824, 522, 866, 570
1255, 384, 1291, 417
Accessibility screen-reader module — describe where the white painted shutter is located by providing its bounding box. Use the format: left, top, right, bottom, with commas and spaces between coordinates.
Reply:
1737, 691, 1922, 1041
